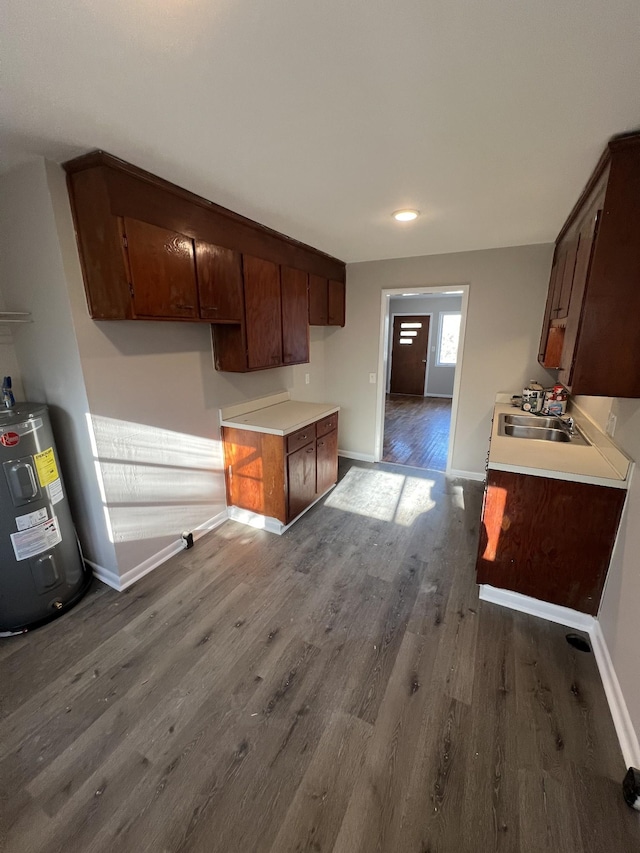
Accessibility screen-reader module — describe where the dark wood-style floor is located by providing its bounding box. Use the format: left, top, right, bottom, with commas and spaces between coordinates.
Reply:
2, 460, 638, 852
383, 394, 452, 471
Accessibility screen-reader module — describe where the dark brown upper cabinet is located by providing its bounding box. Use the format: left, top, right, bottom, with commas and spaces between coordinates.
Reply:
538, 131, 640, 396
243, 256, 283, 370
281, 266, 309, 365
309, 275, 345, 327
309, 274, 328, 325
123, 219, 199, 320
195, 242, 243, 322
212, 261, 310, 372
63, 151, 346, 349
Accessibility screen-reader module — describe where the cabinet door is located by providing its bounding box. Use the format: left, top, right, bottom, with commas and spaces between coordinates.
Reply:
556, 237, 579, 318
550, 248, 567, 318
243, 255, 282, 369
309, 274, 328, 325
476, 469, 624, 615
538, 257, 560, 363
558, 205, 602, 385
287, 442, 317, 521
316, 429, 338, 495
327, 280, 346, 326
195, 242, 244, 322
123, 218, 198, 319
281, 267, 309, 364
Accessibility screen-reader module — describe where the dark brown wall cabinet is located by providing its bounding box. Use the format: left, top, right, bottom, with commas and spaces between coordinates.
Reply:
476, 469, 625, 615
222, 413, 339, 525
538, 132, 640, 396
308, 275, 346, 326
64, 150, 345, 372
211, 259, 310, 372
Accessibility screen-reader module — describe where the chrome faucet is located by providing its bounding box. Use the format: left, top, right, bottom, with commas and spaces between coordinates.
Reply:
559, 416, 575, 436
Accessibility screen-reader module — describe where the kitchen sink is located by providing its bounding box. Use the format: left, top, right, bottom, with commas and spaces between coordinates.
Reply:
498, 413, 589, 445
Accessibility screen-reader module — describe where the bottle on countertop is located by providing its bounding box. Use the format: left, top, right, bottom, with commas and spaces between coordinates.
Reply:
542, 383, 568, 416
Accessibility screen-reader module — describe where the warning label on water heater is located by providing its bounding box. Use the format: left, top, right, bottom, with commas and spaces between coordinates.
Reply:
34, 447, 59, 488
10, 516, 62, 561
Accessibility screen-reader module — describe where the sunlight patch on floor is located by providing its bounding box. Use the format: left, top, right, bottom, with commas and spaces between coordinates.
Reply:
325, 466, 436, 526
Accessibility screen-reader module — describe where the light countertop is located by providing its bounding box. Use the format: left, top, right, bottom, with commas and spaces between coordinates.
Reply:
489, 399, 631, 489
220, 392, 339, 436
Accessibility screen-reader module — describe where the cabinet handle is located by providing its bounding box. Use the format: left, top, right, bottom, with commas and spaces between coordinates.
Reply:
173, 304, 194, 310
318, 441, 324, 447
306, 447, 314, 454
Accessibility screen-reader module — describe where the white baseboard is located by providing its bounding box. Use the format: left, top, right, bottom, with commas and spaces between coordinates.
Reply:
86, 510, 229, 592
228, 485, 336, 536
84, 560, 120, 591
479, 583, 640, 770
425, 393, 453, 399
478, 585, 596, 631
448, 468, 485, 482
338, 450, 375, 463
590, 621, 640, 770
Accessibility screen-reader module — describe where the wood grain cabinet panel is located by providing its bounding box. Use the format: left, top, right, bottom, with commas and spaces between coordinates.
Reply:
243, 255, 283, 370
308, 274, 328, 325
309, 275, 346, 327
316, 429, 338, 496
281, 266, 310, 364
287, 441, 317, 521
195, 242, 243, 322
327, 279, 346, 326
538, 131, 640, 396
476, 469, 625, 615
123, 218, 199, 320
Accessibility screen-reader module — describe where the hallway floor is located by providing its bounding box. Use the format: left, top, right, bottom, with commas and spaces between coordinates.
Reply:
383, 393, 452, 471
2, 460, 638, 852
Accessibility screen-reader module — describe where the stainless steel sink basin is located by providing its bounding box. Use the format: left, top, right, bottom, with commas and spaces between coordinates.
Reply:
498, 412, 589, 445
503, 424, 570, 441
503, 413, 563, 429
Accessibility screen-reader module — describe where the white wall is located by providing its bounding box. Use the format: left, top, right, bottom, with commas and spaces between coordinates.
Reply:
0, 289, 26, 404
387, 295, 462, 397
330, 244, 555, 473
587, 396, 640, 747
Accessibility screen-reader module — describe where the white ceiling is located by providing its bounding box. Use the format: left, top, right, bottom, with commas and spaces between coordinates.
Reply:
2, 1, 639, 263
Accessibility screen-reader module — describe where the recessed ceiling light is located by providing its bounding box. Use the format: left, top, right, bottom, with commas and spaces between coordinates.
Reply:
392, 209, 419, 222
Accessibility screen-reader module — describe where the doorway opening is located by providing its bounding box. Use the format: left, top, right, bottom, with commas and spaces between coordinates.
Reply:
374, 286, 469, 475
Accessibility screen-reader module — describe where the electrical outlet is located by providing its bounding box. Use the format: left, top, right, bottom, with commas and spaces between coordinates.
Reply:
305, 373, 310, 385
369, 373, 376, 384
606, 412, 617, 437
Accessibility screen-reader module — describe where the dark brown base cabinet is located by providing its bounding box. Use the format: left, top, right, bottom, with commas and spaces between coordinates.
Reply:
476, 469, 625, 615
223, 413, 338, 526
538, 132, 640, 397
64, 151, 345, 373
